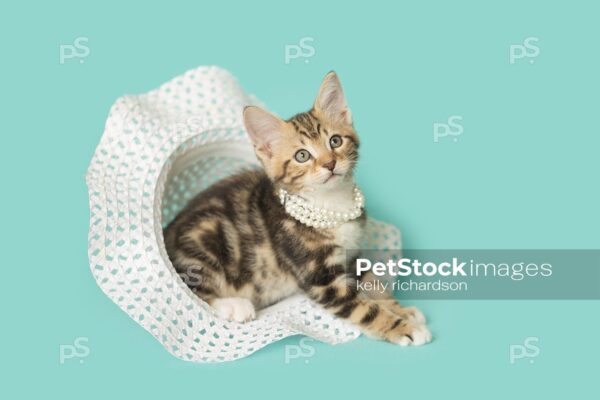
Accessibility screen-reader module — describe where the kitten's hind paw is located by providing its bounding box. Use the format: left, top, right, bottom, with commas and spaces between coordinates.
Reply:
211, 297, 256, 323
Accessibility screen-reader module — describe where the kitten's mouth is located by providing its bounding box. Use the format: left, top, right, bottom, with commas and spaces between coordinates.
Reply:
323, 172, 342, 183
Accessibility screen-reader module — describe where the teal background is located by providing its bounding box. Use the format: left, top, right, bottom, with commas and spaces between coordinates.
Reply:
1, 0, 598, 398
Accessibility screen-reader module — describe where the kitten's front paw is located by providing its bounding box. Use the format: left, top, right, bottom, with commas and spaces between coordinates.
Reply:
395, 306, 427, 325
387, 321, 432, 347
211, 297, 256, 323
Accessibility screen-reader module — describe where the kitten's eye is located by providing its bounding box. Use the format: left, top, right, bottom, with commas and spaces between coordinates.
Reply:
329, 135, 343, 148
294, 149, 311, 163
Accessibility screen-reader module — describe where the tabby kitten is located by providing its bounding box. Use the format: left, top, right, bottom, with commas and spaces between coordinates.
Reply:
164, 72, 431, 346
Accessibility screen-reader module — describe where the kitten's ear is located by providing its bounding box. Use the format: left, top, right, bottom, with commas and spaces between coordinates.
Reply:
314, 71, 352, 125
243, 106, 285, 158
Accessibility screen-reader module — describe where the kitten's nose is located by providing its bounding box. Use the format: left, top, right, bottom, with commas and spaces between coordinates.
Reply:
323, 160, 336, 171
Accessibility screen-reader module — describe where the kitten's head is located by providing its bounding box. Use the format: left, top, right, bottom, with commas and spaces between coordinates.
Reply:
243, 72, 359, 193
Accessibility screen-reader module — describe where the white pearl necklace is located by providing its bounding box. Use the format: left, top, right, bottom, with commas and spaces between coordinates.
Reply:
278, 186, 364, 229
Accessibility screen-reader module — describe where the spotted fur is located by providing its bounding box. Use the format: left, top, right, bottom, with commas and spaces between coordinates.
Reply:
164, 72, 431, 345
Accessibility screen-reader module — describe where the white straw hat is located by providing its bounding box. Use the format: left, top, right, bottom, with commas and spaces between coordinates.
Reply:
85, 66, 402, 363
